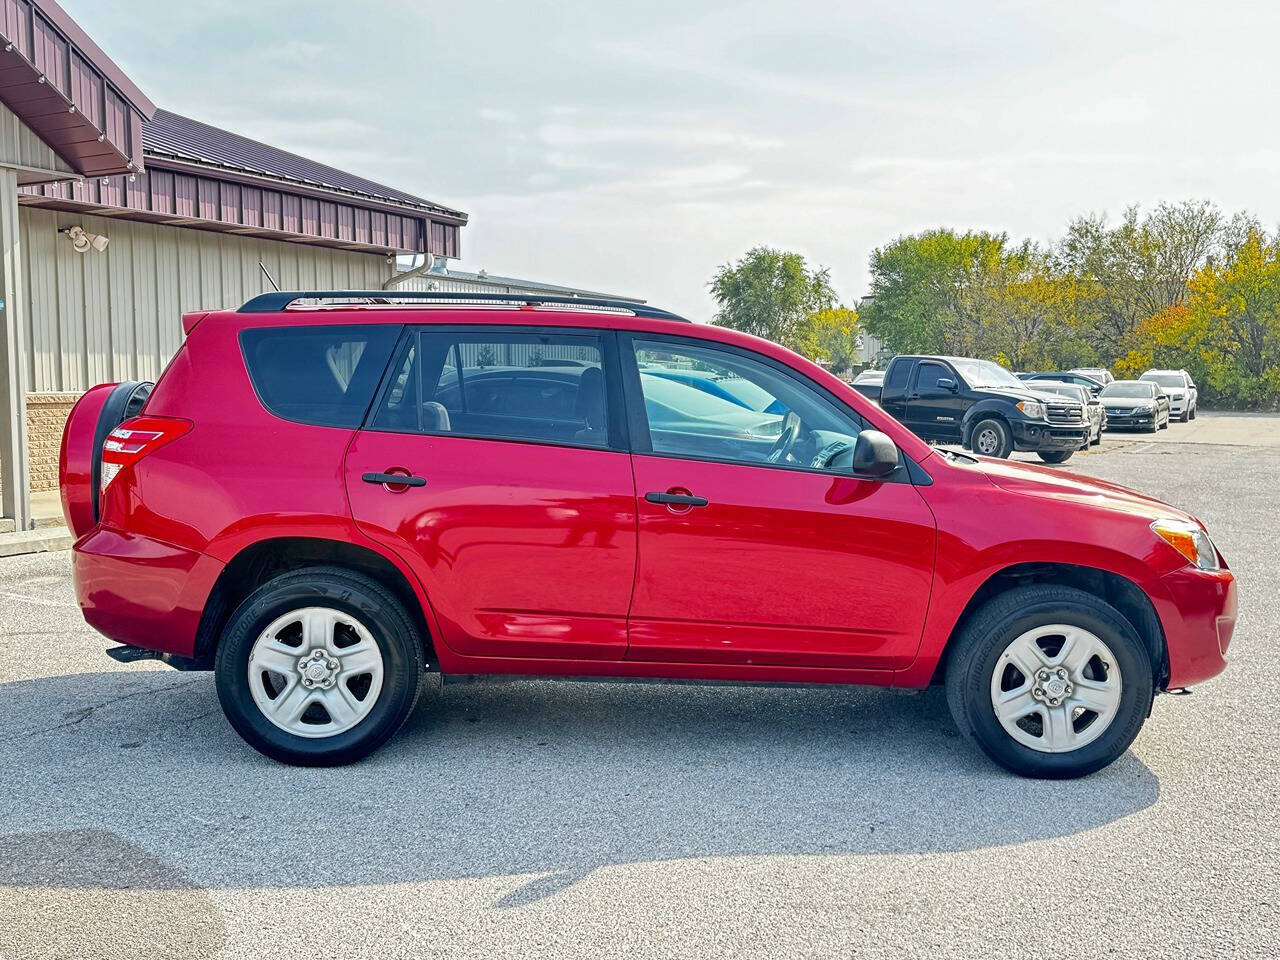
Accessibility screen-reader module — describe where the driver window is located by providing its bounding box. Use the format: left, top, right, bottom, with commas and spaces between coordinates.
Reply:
632, 339, 864, 473
915, 363, 952, 393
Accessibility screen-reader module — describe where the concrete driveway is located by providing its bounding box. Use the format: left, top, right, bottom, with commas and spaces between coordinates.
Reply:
0, 416, 1276, 959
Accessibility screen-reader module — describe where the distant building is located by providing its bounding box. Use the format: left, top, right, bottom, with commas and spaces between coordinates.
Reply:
394, 260, 644, 302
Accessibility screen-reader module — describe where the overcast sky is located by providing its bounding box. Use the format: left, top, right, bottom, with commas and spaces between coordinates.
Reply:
74, 0, 1280, 319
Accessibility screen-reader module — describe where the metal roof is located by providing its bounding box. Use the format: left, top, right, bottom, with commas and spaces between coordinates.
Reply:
0, 0, 154, 179
413, 267, 646, 302
143, 109, 466, 222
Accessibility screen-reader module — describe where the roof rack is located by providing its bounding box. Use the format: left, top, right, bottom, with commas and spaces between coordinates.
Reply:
236, 290, 691, 322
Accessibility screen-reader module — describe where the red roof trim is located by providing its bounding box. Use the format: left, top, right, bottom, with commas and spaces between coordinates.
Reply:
20, 0, 154, 116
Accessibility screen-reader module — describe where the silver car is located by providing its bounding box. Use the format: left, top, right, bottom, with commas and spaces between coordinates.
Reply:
1030, 381, 1105, 445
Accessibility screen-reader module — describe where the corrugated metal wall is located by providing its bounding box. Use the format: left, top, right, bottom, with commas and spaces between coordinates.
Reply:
18, 206, 392, 391
0, 101, 73, 177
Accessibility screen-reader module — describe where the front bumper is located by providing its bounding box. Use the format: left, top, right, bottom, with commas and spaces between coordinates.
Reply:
1104, 409, 1157, 429
1010, 420, 1089, 451
73, 526, 224, 658
1149, 565, 1237, 688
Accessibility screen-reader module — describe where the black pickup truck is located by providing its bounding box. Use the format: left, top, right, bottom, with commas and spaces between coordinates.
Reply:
854, 355, 1090, 463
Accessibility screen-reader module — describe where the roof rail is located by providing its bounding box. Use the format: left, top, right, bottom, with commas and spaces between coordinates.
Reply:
236, 290, 691, 322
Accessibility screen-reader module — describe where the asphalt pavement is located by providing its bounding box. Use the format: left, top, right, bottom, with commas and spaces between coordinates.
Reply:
0, 412, 1276, 959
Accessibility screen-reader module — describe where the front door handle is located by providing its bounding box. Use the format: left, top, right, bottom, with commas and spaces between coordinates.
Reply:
362, 471, 426, 487
645, 491, 708, 507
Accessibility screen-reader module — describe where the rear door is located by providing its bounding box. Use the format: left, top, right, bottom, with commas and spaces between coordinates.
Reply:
346, 326, 637, 662
622, 334, 937, 671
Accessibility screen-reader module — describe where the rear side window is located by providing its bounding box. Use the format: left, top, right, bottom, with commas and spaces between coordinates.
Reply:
885, 360, 910, 391
372, 328, 612, 448
240, 324, 400, 427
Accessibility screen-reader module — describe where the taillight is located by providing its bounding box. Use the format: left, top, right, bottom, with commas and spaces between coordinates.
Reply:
100, 416, 192, 493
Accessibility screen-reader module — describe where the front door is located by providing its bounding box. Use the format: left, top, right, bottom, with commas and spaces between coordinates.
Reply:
346, 326, 637, 662
622, 335, 937, 671
904, 360, 964, 443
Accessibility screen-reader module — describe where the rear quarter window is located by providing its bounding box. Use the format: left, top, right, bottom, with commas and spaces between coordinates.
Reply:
885, 360, 911, 392
240, 324, 400, 427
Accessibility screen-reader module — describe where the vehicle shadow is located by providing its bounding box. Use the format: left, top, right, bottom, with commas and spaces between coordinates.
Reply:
0, 669, 1160, 908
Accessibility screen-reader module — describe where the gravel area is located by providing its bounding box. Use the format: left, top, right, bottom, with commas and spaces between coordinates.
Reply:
0, 416, 1276, 959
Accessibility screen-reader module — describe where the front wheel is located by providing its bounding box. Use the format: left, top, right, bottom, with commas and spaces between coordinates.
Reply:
945, 584, 1153, 778
1037, 450, 1073, 464
215, 566, 425, 765
969, 418, 1013, 458
1189, 405, 1197, 420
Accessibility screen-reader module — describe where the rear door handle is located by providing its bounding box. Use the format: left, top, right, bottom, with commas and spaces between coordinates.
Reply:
645, 491, 708, 507
362, 472, 426, 487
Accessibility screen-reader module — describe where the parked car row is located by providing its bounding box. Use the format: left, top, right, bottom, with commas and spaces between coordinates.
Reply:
852, 357, 1201, 461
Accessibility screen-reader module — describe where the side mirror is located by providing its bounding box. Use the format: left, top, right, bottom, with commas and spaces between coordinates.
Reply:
935, 378, 957, 393
851, 429, 899, 479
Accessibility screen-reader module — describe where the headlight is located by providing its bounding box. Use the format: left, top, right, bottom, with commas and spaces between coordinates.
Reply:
1016, 400, 1045, 419
1151, 518, 1220, 571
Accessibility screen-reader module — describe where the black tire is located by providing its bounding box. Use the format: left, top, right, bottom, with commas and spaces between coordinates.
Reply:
1189, 405, 1197, 421
1037, 450, 1073, 464
1159, 415, 1169, 430
944, 584, 1153, 778
969, 417, 1013, 458
215, 566, 425, 766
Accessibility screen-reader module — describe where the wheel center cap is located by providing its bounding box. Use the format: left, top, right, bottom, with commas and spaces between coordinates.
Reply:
298, 651, 339, 688
1032, 667, 1073, 706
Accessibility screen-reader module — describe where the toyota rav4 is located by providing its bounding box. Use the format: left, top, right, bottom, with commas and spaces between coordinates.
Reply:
60, 292, 1237, 777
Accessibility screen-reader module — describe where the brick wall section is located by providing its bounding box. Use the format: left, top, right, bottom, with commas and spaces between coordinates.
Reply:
26, 392, 80, 492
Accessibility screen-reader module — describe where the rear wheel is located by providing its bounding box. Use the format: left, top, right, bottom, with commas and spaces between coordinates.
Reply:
970, 418, 1013, 458
945, 584, 1153, 778
215, 566, 425, 765
1037, 450, 1073, 464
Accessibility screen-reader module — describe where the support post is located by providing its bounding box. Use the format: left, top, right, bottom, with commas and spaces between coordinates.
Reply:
0, 166, 31, 530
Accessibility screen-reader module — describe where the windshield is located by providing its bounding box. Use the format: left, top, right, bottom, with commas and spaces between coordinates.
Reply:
1142, 373, 1186, 389
1102, 382, 1156, 399
951, 359, 1023, 389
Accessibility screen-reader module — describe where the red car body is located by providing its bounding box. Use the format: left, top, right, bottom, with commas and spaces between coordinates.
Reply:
64, 304, 1235, 694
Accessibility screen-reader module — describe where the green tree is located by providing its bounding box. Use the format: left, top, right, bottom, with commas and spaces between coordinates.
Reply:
797, 307, 861, 374
709, 247, 836, 350
860, 229, 1008, 356
1055, 200, 1235, 360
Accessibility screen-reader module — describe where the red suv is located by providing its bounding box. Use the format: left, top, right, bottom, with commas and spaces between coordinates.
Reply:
60, 292, 1236, 777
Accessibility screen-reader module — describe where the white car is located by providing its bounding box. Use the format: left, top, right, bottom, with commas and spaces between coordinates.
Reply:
1070, 367, 1115, 386
1140, 369, 1198, 421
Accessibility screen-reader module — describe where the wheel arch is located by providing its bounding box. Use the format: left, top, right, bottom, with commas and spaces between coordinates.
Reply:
932, 561, 1168, 690
961, 405, 1014, 449
194, 536, 437, 667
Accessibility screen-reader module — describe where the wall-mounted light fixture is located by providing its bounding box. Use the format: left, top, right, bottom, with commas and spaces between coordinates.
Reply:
59, 225, 109, 254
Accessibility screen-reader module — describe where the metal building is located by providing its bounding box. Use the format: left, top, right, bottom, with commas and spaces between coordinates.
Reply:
0, 1, 640, 534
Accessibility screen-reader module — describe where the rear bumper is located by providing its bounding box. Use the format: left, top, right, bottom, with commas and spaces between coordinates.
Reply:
1010, 420, 1089, 451
1150, 566, 1237, 688
73, 527, 223, 658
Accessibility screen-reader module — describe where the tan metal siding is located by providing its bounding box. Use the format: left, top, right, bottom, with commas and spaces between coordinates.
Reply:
18, 206, 391, 391
0, 101, 74, 177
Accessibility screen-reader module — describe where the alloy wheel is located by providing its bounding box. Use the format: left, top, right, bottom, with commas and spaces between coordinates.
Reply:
247, 606, 385, 738
989, 623, 1123, 753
